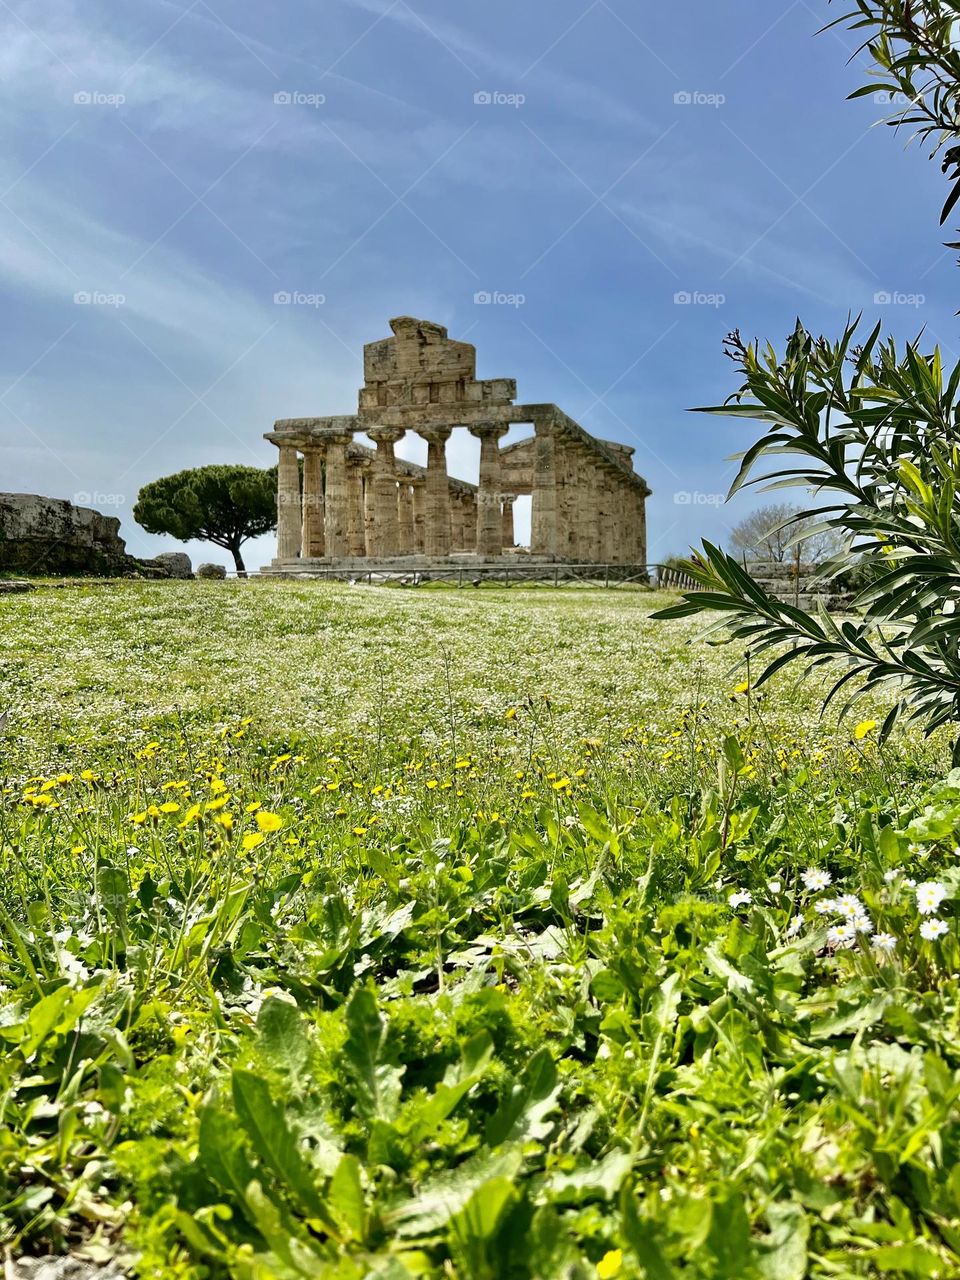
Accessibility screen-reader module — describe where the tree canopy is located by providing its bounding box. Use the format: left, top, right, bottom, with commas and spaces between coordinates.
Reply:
134, 464, 277, 576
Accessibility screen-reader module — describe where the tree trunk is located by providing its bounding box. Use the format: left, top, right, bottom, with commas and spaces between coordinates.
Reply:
230, 544, 247, 579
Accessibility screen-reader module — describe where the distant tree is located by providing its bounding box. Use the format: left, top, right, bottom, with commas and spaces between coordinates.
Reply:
134, 465, 277, 577
730, 504, 844, 566
729, 504, 799, 563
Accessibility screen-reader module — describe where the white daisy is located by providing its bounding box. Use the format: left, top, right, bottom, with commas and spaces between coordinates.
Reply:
768, 880, 782, 895
916, 882, 947, 916
786, 918, 803, 938
835, 893, 864, 920
728, 891, 752, 908
883, 869, 899, 883
801, 868, 832, 891
814, 899, 837, 915
826, 923, 856, 949
852, 913, 874, 935
872, 932, 897, 955
920, 918, 949, 941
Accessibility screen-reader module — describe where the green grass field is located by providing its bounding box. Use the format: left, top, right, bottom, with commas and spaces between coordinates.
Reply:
3, 581, 960, 1279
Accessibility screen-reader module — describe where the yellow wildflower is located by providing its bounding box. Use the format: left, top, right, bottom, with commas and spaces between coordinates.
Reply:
597, 1251, 622, 1279
255, 811, 283, 833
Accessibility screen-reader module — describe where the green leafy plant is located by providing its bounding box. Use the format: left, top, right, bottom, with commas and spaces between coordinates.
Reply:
656, 1, 960, 747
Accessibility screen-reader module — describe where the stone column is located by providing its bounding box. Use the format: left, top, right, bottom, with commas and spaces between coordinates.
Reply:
470, 423, 509, 559
636, 489, 648, 566
323, 434, 351, 558
578, 462, 601, 562
459, 492, 475, 551
501, 495, 515, 550
552, 438, 576, 559
301, 448, 325, 558
599, 471, 617, 563
367, 427, 404, 557
411, 478, 426, 553
397, 483, 414, 554
277, 443, 302, 561
347, 462, 366, 557
531, 422, 559, 558
420, 428, 452, 558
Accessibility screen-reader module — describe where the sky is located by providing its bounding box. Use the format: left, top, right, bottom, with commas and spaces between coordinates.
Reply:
1, 0, 957, 569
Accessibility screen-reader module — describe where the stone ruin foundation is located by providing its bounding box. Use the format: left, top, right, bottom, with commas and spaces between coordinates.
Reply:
263, 316, 651, 575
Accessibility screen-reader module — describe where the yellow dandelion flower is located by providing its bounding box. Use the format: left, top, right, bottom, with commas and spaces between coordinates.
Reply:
241, 832, 265, 851
255, 811, 283, 833
245, 801, 262, 812
352, 826, 368, 836
596, 1251, 622, 1279
426, 780, 439, 790
854, 719, 877, 740
552, 778, 571, 791
129, 810, 148, 824
214, 812, 234, 830
159, 801, 181, 814
505, 707, 517, 719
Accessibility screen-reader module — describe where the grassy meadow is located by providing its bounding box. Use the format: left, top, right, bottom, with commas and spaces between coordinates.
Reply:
2, 580, 960, 1278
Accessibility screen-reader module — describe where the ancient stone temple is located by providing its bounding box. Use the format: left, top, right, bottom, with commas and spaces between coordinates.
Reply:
263, 316, 650, 573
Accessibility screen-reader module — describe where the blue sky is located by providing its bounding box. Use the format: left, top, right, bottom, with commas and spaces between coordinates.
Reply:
1, 0, 956, 568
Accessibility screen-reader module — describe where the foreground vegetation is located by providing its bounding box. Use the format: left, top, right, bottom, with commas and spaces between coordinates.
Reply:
2, 581, 960, 1278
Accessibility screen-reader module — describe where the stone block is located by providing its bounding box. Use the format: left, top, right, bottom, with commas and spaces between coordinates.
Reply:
196, 563, 227, 579
151, 552, 193, 579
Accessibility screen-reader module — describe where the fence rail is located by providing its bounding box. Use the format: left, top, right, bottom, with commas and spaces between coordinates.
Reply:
238, 563, 704, 590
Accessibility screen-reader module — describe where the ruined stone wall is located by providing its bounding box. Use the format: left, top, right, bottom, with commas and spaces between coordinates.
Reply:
0, 493, 144, 576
